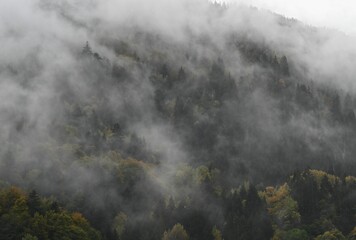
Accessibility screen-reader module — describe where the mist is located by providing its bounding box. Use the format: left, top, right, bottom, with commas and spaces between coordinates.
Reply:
0, 0, 356, 239
220, 0, 356, 36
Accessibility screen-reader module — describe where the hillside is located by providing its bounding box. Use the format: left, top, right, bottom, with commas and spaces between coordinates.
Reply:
0, 0, 355, 239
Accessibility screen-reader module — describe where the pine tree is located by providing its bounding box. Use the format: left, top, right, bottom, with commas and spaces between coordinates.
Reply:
27, 190, 42, 216
82, 41, 92, 56
280, 56, 290, 76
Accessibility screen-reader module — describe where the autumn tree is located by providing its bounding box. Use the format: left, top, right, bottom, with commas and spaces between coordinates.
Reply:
162, 223, 189, 240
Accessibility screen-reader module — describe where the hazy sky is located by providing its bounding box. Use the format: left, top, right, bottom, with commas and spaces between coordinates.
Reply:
220, 0, 356, 36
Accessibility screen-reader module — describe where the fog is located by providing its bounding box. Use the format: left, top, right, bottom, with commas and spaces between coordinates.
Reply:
0, 0, 356, 238
220, 0, 356, 36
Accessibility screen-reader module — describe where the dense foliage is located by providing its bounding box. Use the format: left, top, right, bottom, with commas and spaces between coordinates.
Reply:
0, 186, 101, 240
1, 169, 355, 239
0, 2, 355, 240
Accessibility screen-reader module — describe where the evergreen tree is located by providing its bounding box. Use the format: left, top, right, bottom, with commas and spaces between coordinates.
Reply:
82, 41, 92, 56
280, 56, 290, 76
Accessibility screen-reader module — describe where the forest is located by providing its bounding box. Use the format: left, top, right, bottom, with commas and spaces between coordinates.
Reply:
0, 0, 355, 239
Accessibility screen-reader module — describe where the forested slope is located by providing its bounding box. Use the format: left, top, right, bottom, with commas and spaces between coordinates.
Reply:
0, 1, 355, 239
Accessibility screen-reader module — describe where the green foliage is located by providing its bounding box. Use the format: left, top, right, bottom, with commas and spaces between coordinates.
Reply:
263, 184, 301, 230
315, 229, 346, 240
224, 183, 273, 240
284, 228, 309, 240
117, 158, 151, 184
272, 228, 310, 240
22, 234, 38, 240
212, 226, 222, 240
348, 227, 356, 240
162, 223, 189, 240
112, 212, 128, 239
0, 187, 101, 240
2, 21, 356, 240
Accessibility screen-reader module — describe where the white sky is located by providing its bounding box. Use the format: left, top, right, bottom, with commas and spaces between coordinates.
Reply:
220, 0, 356, 36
